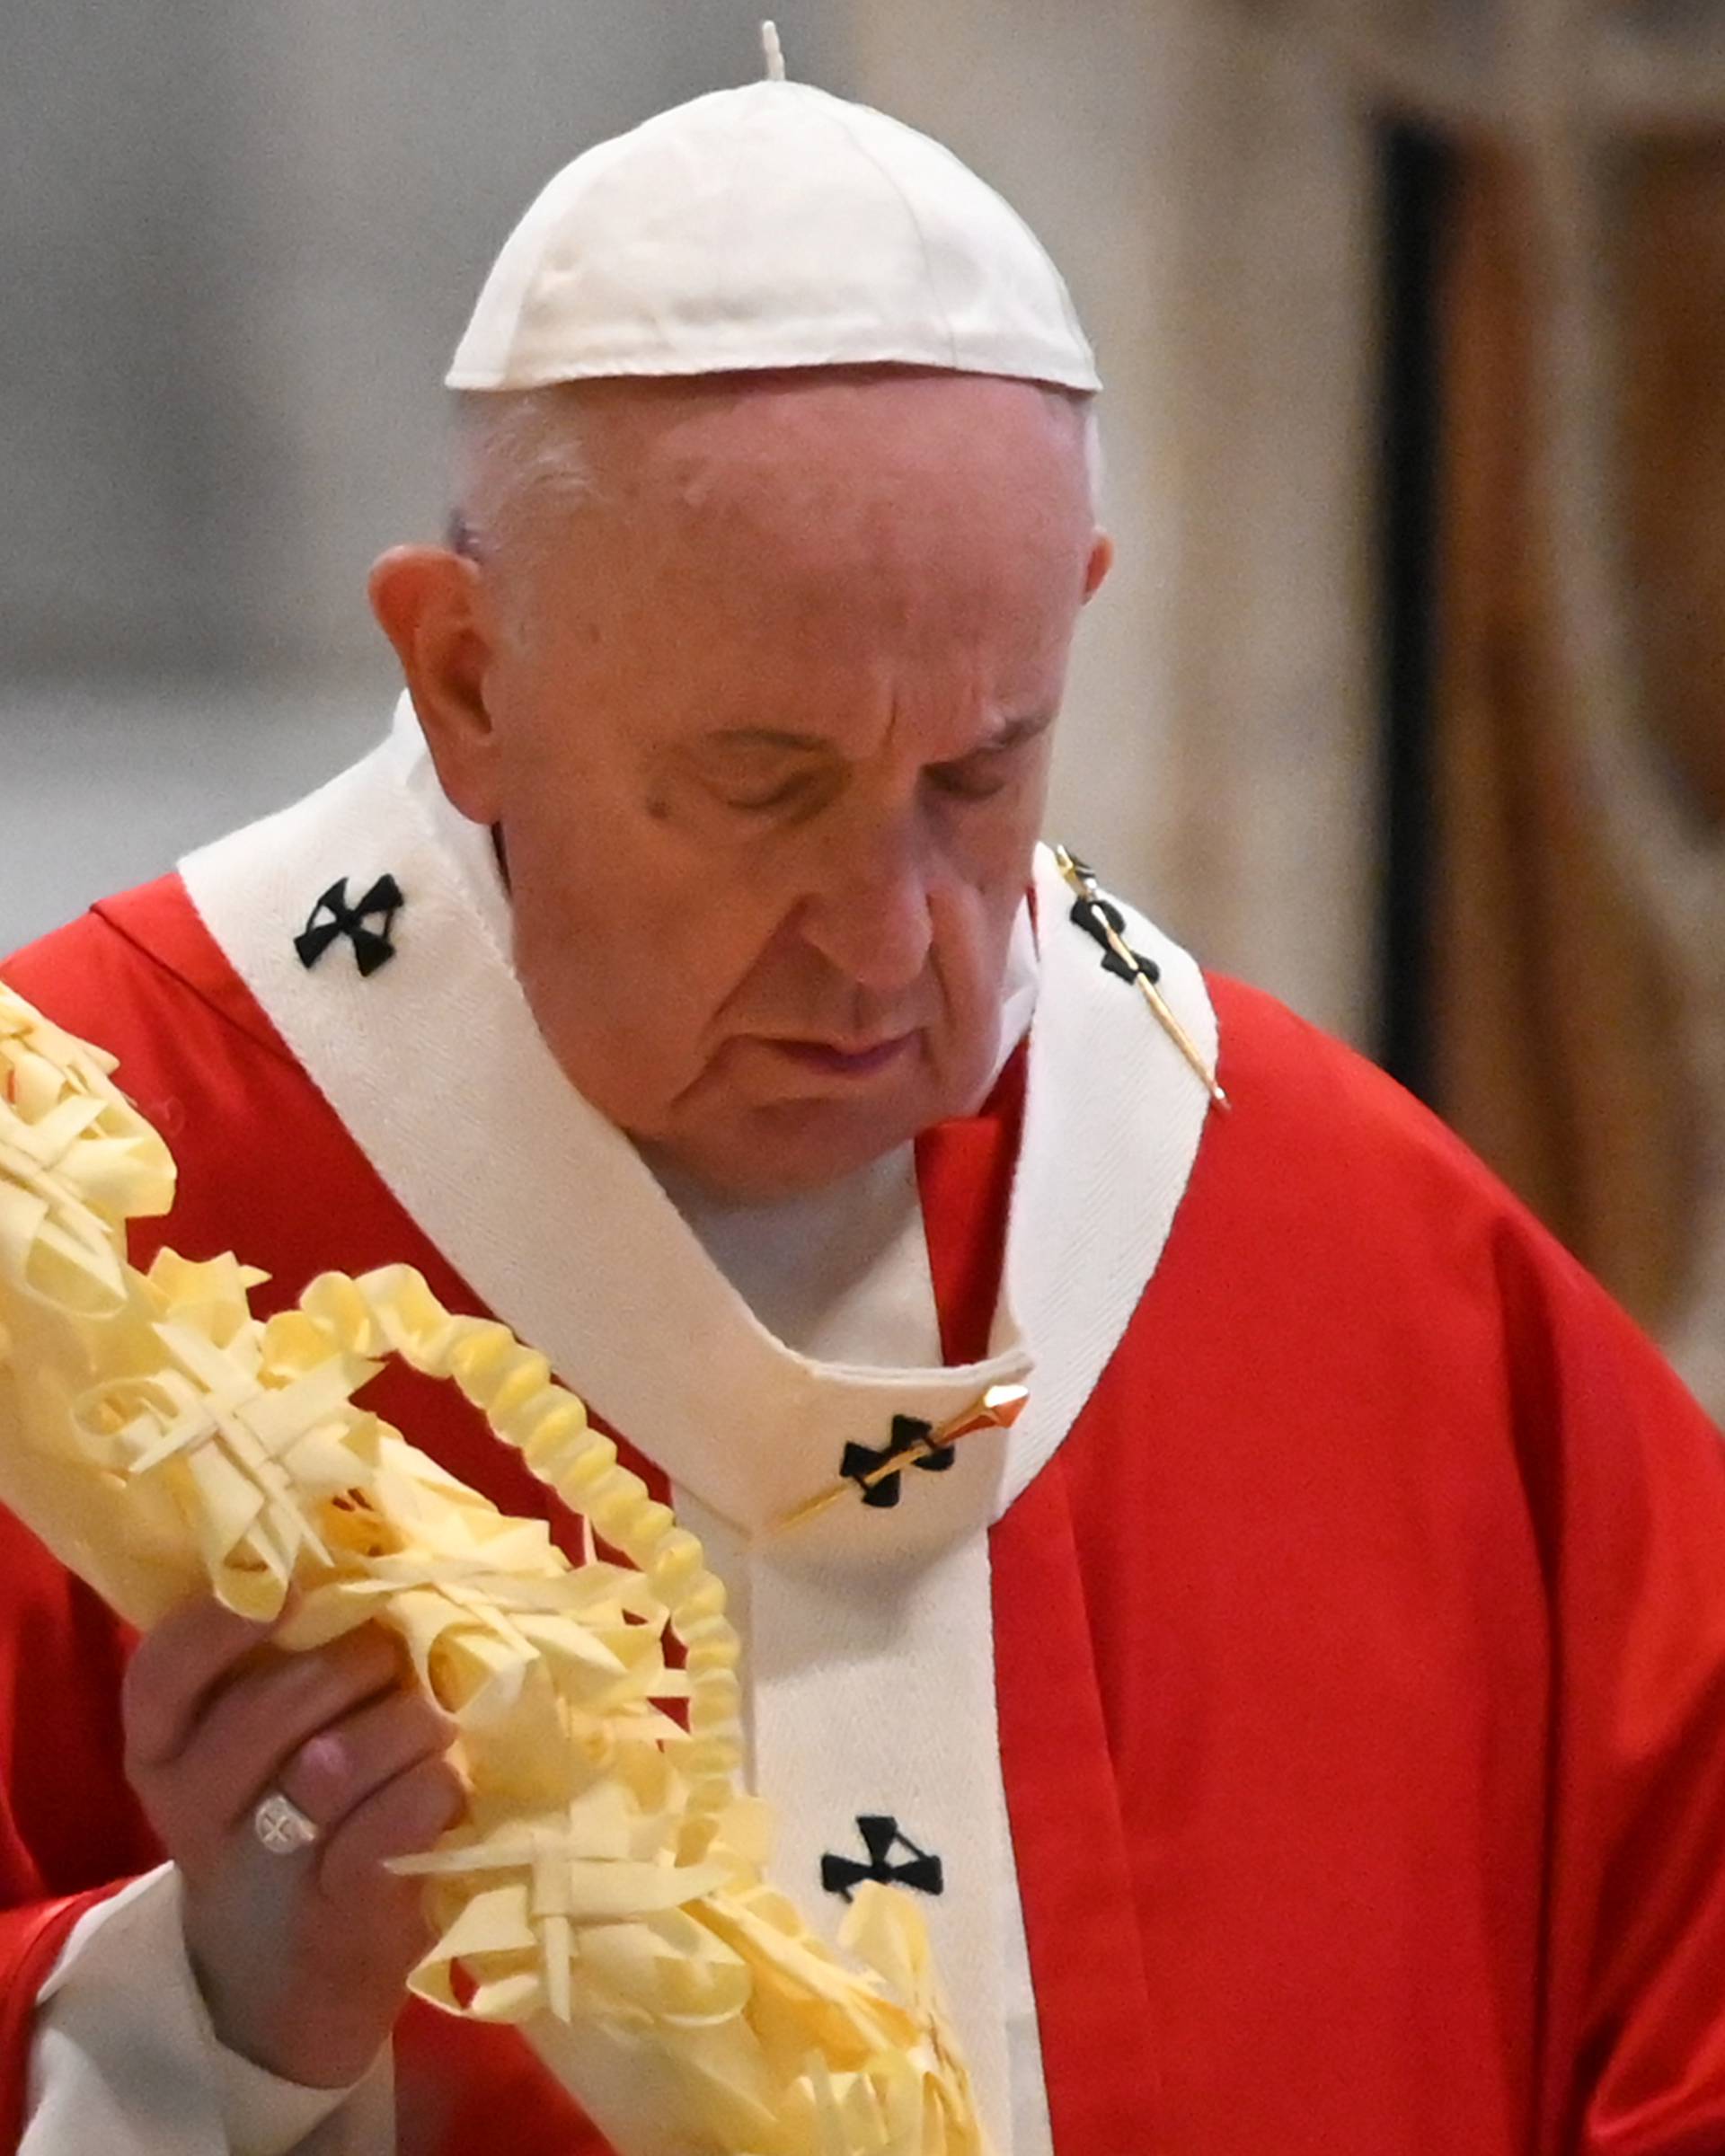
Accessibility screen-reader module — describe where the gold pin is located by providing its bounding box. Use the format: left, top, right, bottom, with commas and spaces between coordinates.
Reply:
770, 1383, 1030, 1536
1053, 845, 1228, 1109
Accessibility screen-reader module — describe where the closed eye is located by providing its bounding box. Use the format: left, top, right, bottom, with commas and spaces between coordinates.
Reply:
926, 723, 1049, 800
712, 766, 836, 817
926, 755, 1013, 801
718, 776, 812, 813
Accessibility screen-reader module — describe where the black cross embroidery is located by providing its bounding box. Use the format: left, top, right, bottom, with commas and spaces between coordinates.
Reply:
1064, 853, 1162, 992
293, 876, 404, 978
839, 1413, 957, 1510
820, 1816, 944, 1902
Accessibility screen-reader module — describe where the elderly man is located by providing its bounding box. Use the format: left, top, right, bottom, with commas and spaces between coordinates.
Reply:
2, 50, 1724, 2156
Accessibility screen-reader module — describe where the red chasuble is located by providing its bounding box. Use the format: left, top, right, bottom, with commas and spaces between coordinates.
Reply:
3, 871, 1725, 2155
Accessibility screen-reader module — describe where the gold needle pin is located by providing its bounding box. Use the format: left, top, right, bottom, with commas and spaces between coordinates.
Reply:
1053, 845, 1229, 1109
770, 1383, 1030, 1536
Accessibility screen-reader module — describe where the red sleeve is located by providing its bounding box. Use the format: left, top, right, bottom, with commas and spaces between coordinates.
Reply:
1220, 978, 1725, 2152
0, 1515, 158, 2147
1226, 979, 1725, 2152
1488, 1224, 1725, 2154
0, 1888, 135, 2149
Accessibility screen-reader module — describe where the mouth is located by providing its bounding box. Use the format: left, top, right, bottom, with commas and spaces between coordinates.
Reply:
765, 1032, 918, 1079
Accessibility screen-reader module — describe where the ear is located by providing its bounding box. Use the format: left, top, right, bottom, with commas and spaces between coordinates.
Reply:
367, 544, 507, 824
1083, 528, 1115, 604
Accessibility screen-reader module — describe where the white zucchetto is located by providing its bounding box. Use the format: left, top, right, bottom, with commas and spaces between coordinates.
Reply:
447, 77, 1099, 395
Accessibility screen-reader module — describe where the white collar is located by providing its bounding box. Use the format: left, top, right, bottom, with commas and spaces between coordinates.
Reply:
179, 702, 1219, 1540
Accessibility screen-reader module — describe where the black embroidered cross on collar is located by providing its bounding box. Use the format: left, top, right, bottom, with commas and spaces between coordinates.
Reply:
839, 1414, 957, 1511
821, 1816, 944, 1902
1062, 850, 1162, 991
770, 1385, 1029, 1535
294, 875, 404, 978
1054, 844, 1229, 1108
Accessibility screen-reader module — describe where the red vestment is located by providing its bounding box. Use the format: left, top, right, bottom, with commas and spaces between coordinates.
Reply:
3, 872, 1724, 2154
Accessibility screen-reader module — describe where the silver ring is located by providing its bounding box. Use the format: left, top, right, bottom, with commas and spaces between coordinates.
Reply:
252, 1789, 320, 1856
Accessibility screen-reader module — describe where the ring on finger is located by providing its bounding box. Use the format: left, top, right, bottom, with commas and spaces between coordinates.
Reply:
252, 1789, 320, 1856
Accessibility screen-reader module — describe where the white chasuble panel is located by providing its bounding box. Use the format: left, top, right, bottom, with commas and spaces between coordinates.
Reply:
670, 1480, 1039, 2152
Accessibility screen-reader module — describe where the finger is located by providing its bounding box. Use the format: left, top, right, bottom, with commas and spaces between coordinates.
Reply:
154, 1626, 406, 1837
122, 1593, 277, 1772
315, 1754, 468, 1904
279, 1688, 456, 1839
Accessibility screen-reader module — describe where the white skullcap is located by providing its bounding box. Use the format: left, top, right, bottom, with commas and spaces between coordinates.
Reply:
447, 78, 1099, 395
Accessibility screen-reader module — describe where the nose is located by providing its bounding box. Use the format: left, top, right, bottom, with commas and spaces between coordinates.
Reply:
794, 811, 935, 996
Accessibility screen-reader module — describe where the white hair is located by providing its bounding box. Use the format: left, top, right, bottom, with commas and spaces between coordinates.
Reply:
451, 379, 1105, 579
450, 385, 600, 563
1083, 402, 1105, 510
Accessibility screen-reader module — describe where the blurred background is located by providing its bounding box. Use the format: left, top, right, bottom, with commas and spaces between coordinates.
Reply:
3, 1, 1723, 1404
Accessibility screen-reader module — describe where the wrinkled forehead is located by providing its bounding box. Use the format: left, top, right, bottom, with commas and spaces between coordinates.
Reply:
579, 368, 1091, 499
621, 379, 1090, 613
458, 367, 1095, 581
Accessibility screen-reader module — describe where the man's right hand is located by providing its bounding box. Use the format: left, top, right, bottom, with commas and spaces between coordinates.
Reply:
121, 1594, 464, 2090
